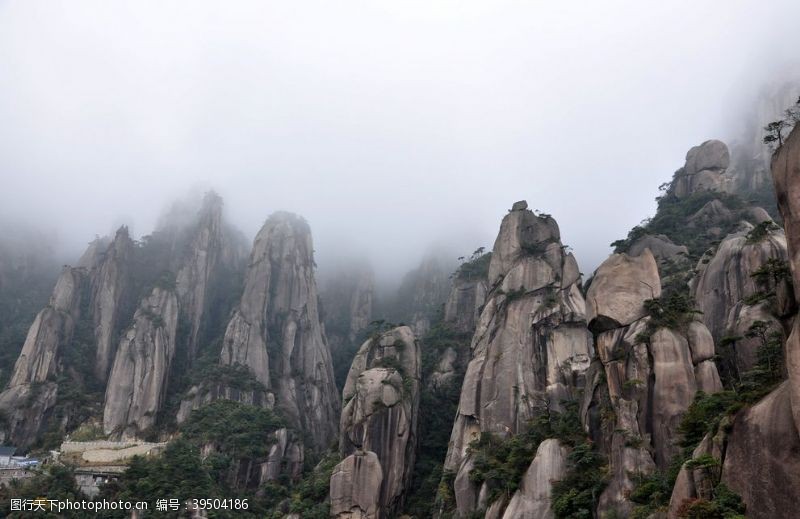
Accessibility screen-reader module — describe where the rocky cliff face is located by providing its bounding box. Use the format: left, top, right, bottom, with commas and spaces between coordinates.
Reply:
500, 439, 568, 519
773, 124, 800, 435
393, 252, 454, 336
90, 226, 134, 382
331, 326, 420, 517
673, 140, 731, 198
443, 263, 488, 334
219, 212, 339, 452
582, 249, 722, 515
443, 201, 592, 516
0, 265, 85, 447
175, 192, 245, 363
319, 262, 375, 348
691, 222, 794, 369
103, 287, 178, 437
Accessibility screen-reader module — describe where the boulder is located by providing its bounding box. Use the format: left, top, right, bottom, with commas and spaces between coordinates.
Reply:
586, 250, 661, 333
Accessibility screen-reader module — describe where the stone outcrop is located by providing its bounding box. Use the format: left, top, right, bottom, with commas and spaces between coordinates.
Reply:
329, 450, 383, 519
721, 383, 800, 518
586, 249, 661, 333
103, 287, 178, 437
772, 124, 800, 435
335, 326, 420, 516
219, 212, 339, 452
501, 439, 568, 519
690, 223, 793, 369
443, 267, 488, 334
582, 249, 722, 515
90, 227, 134, 381
0, 266, 86, 447
175, 192, 245, 363
443, 202, 592, 515
673, 140, 731, 198
629, 234, 688, 264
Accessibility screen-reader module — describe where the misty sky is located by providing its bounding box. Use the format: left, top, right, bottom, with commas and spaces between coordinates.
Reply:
1, 1, 799, 283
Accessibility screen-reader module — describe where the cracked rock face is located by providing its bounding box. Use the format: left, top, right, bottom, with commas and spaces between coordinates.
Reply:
219, 212, 339, 452
334, 326, 420, 517
103, 287, 178, 437
443, 203, 592, 515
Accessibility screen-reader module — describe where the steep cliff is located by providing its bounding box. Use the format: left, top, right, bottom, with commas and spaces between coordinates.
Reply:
219, 212, 340, 452
90, 226, 134, 382
392, 252, 454, 336
582, 248, 722, 515
691, 222, 794, 370
443, 201, 592, 516
0, 266, 85, 447
331, 326, 420, 517
103, 287, 178, 437
443, 252, 489, 334
174, 192, 245, 364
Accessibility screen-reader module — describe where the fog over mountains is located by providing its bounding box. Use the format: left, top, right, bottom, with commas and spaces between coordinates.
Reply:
1, 1, 800, 282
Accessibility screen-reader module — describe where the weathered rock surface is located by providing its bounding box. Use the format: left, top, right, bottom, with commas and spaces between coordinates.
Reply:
444, 271, 488, 334
629, 234, 688, 264
337, 326, 420, 516
219, 212, 339, 452
673, 140, 730, 198
175, 192, 245, 363
722, 383, 800, 518
7, 267, 84, 386
501, 439, 568, 519
772, 124, 800, 434
582, 251, 721, 514
395, 252, 454, 336
90, 226, 134, 381
329, 450, 382, 519
0, 266, 85, 447
103, 287, 178, 436
667, 426, 726, 518
690, 223, 793, 370
444, 203, 592, 515
586, 249, 661, 333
